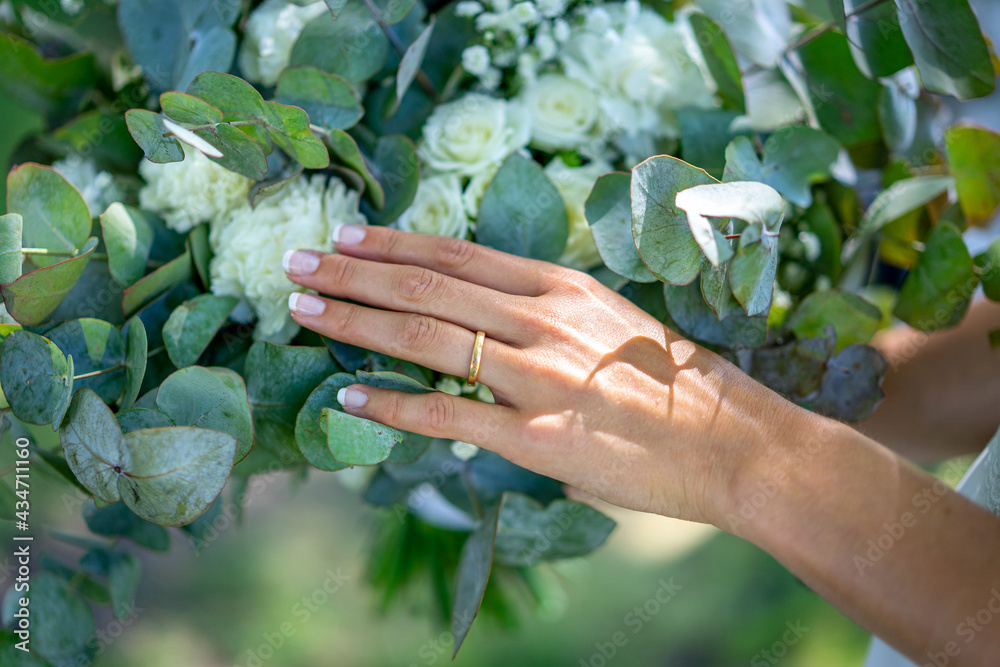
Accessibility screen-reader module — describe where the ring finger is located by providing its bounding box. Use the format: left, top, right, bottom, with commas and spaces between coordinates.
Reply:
287, 292, 522, 392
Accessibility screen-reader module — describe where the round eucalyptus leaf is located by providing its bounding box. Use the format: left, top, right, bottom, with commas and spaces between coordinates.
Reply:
116, 408, 173, 433
493, 493, 616, 567
0, 330, 71, 425
585, 172, 656, 283
59, 388, 124, 504
275, 66, 364, 132
124, 109, 184, 164
29, 572, 95, 665
162, 294, 238, 368
786, 290, 881, 351
0, 237, 99, 326
321, 407, 403, 466
893, 223, 975, 331
6, 163, 91, 264
117, 426, 236, 526
156, 365, 254, 462
0, 212, 23, 285
729, 224, 778, 317
99, 204, 154, 288
296, 373, 355, 471
82, 499, 170, 552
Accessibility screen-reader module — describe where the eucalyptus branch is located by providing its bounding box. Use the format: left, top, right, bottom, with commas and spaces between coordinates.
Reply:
19, 248, 165, 268
71, 345, 166, 381
173, 119, 267, 133
360, 0, 441, 103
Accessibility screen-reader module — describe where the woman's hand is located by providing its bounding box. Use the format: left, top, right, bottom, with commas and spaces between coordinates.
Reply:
283, 224, 805, 525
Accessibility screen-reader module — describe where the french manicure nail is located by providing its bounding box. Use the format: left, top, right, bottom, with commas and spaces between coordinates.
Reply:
288, 292, 326, 316
282, 249, 320, 274
332, 224, 366, 246
337, 386, 368, 409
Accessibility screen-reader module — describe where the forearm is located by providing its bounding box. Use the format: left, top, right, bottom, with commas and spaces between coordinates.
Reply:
856, 300, 1000, 462
722, 404, 1000, 665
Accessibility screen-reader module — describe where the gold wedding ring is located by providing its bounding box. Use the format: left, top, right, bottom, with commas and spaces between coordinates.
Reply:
468, 330, 486, 386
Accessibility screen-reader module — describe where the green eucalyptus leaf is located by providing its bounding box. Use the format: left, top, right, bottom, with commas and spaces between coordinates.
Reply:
295, 373, 355, 471
894, 223, 976, 331
192, 123, 268, 181
46, 318, 125, 404
975, 238, 1000, 302
0, 629, 52, 666
451, 500, 501, 657
946, 125, 1000, 225
723, 136, 764, 183
117, 426, 236, 525
0, 213, 23, 284
0, 33, 99, 117
391, 19, 435, 114
700, 252, 734, 320
811, 343, 887, 421
275, 66, 364, 131
677, 109, 748, 179
0, 330, 71, 425
760, 126, 840, 208
325, 130, 385, 209
121, 249, 192, 318
117, 408, 173, 433
797, 31, 882, 148
189, 223, 211, 288
82, 499, 170, 551
786, 290, 881, 351
477, 153, 569, 262
244, 342, 336, 466
729, 224, 778, 317
59, 388, 124, 504
290, 5, 390, 84
156, 365, 254, 462
749, 336, 832, 399
585, 172, 656, 283
125, 110, 185, 164
893, 0, 994, 100
664, 281, 766, 348
631, 155, 716, 285
106, 551, 141, 620
6, 163, 91, 264
688, 13, 744, 112
29, 572, 95, 665
99, 204, 154, 287
261, 101, 330, 169
0, 237, 98, 326
120, 316, 147, 411
361, 135, 420, 224
371, 0, 418, 24
321, 407, 403, 465
162, 294, 238, 368
493, 494, 616, 566
844, 0, 913, 78
160, 91, 223, 125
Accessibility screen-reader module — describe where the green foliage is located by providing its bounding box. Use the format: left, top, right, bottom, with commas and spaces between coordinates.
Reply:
162, 294, 238, 368
585, 172, 656, 283
7, 164, 91, 264
688, 13, 745, 112
894, 223, 976, 331
0, 330, 73, 426
946, 125, 1000, 225
99, 204, 154, 287
477, 153, 570, 262
275, 67, 364, 132
493, 494, 617, 566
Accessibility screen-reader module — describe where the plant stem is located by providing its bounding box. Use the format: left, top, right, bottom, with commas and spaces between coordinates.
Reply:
71, 346, 166, 381
21, 248, 109, 261
361, 0, 441, 103
178, 119, 267, 133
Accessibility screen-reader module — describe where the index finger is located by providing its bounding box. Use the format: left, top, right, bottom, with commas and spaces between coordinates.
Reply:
330, 223, 560, 297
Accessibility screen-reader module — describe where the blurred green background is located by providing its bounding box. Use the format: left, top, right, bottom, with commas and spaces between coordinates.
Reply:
1, 421, 975, 667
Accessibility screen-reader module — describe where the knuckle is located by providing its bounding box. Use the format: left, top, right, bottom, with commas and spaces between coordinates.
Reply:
397, 267, 442, 304
381, 228, 403, 257
424, 393, 454, 433
434, 237, 477, 272
397, 314, 438, 352
327, 255, 356, 286
331, 303, 361, 334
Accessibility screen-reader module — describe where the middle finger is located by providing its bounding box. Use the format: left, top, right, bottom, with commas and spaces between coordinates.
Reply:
283, 249, 532, 347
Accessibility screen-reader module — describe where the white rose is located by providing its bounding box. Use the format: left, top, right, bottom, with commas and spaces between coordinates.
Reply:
138, 144, 252, 233
520, 73, 598, 151
561, 7, 716, 140
208, 174, 365, 343
544, 156, 612, 271
237, 0, 328, 86
397, 175, 469, 239
419, 93, 530, 176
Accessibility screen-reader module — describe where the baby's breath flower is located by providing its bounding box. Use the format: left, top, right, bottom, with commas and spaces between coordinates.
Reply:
462, 45, 492, 76
455, 0, 485, 17
512, 1, 538, 25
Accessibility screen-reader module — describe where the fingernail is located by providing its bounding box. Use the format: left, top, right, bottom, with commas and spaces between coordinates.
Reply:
337, 386, 368, 409
282, 250, 320, 275
332, 224, 366, 246
288, 292, 326, 316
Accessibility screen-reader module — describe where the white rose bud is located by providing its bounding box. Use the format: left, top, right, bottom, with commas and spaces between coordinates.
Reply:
419, 93, 530, 176
520, 73, 598, 151
397, 175, 469, 239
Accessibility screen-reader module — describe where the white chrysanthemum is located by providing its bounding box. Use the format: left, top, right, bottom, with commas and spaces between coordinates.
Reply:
397, 175, 469, 239
208, 174, 366, 343
52, 157, 123, 219
561, 6, 716, 142
138, 145, 252, 233
237, 0, 327, 86
544, 157, 612, 271
520, 73, 599, 152
419, 93, 530, 176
